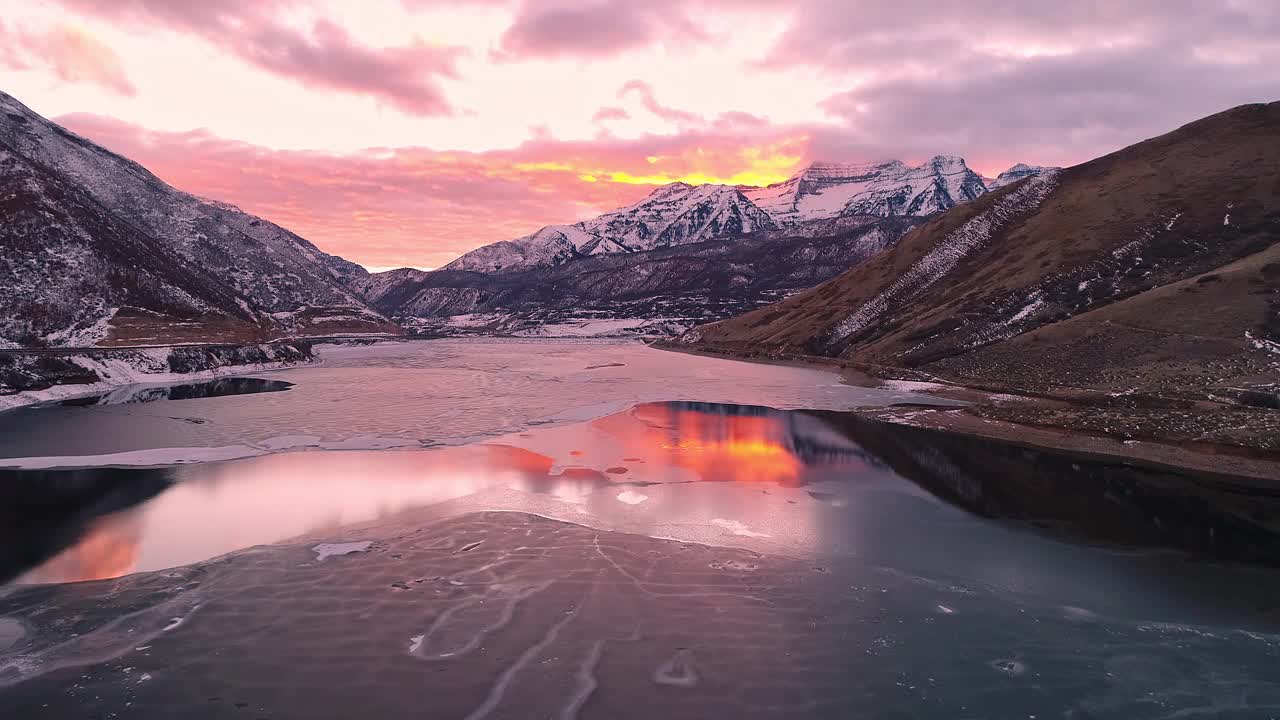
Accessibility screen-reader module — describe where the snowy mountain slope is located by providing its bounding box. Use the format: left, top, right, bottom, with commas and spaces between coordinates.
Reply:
443, 225, 611, 273
350, 267, 434, 309
986, 163, 1061, 190
366, 217, 919, 338
579, 182, 777, 251
742, 156, 990, 224
196, 197, 370, 287
439, 156, 1054, 277
0, 147, 247, 347
444, 182, 776, 273
685, 101, 1280, 399
0, 90, 397, 347
368, 157, 1055, 333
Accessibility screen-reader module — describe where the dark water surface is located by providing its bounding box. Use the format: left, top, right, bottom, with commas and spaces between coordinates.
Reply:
55, 377, 293, 407
2, 396, 1280, 718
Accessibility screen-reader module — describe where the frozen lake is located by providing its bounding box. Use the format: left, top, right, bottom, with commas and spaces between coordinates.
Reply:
0, 339, 945, 468
1, 340, 1278, 719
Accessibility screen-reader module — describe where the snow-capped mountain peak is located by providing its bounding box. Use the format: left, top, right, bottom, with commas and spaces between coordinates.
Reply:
444, 181, 776, 273
987, 163, 1062, 190
582, 182, 775, 248
743, 156, 989, 223
441, 156, 1057, 274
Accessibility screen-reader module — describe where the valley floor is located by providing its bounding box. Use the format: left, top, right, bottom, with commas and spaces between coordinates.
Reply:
5, 338, 1280, 719
656, 342, 1280, 482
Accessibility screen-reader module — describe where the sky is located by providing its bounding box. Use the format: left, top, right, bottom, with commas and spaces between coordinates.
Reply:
2, 1, 1278, 271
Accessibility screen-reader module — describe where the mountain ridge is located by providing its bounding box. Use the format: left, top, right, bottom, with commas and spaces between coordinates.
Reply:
442, 181, 778, 274
682, 101, 1280, 402
359, 216, 920, 338
0, 90, 398, 348
435, 156, 1051, 276
741, 156, 991, 223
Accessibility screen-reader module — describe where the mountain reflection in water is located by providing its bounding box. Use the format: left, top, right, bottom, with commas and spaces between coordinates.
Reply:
56, 377, 293, 407
4, 401, 1279, 599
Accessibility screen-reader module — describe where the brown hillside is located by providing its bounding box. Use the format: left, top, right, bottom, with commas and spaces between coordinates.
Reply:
688, 102, 1280, 398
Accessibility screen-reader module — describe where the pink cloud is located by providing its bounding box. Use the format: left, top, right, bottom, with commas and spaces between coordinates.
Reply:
0, 22, 136, 96
619, 80, 701, 125
495, 0, 708, 59
22, 0, 1273, 269
591, 106, 630, 123
0, 22, 28, 70
56, 0, 464, 115
58, 113, 808, 270
736, 0, 1280, 171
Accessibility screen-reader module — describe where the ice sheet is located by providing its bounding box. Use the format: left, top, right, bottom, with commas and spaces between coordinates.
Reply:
0, 339, 955, 468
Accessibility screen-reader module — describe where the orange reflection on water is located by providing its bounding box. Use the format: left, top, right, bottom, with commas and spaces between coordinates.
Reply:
22, 513, 143, 584
16, 403, 829, 585
603, 403, 805, 486
18, 443, 589, 584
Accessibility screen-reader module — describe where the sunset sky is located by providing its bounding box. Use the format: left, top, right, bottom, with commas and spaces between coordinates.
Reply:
3, 0, 1277, 270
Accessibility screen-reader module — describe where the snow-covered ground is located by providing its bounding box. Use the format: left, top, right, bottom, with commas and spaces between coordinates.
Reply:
879, 379, 951, 394
400, 313, 696, 339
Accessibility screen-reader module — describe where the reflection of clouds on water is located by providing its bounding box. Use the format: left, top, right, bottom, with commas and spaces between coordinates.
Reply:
11, 398, 1280, 642
537, 401, 870, 489
21, 512, 144, 584
631, 403, 808, 486
0, 340, 911, 468
4, 511, 1279, 719
11, 401, 858, 584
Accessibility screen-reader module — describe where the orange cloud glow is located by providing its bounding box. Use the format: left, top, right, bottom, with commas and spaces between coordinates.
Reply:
569, 140, 807, 187
8, 0, 1264, 272
21, 512, 143, 584
59, 113, 812, 269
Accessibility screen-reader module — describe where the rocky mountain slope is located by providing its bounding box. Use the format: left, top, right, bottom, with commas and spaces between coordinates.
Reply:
441, 157, 1051, 276
358, 217, 919, 337
684, 102, 1280, 403
742, 157, 989, 223
373, 158, 1051, 335
444, 183, 777, 273
985, 163, 1058, 190
0, 91, 397, 348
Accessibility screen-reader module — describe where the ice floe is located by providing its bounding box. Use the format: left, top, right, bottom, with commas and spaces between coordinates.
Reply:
313, 541, 373, 562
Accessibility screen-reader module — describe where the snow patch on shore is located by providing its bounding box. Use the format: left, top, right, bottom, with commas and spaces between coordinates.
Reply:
881, 380, 949, 394
313, 541, 373, 562
0, 347, 312, 413
0, 434, 423, 470
514, 318, 655, 338
1246, 331, 1280, 356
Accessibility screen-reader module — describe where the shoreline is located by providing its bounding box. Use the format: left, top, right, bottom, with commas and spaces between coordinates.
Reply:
3, 334, 1275, 481
0, 341, 324, 413
653, 340, 1280, 483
